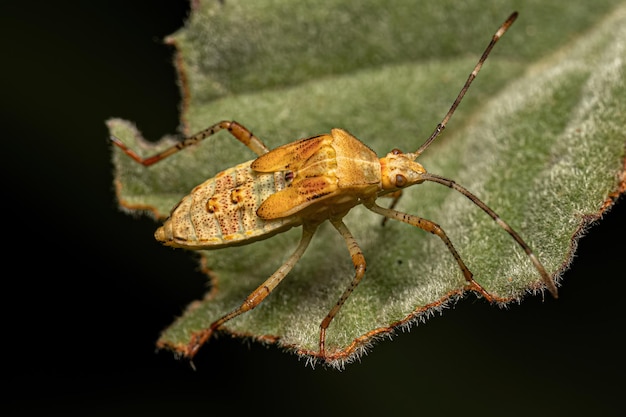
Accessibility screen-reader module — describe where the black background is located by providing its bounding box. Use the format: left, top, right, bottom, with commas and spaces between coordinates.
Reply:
3, 1, 625, 415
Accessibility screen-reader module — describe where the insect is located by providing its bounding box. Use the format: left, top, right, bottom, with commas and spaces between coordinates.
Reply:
112, 11, 558, 359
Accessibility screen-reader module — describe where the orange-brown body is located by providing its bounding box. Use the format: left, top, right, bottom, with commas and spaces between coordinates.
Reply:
155, 128, 414, 249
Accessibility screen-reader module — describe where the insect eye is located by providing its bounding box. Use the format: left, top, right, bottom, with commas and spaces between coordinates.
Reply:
391, 148, 403, 155
284, 171, 294, 182
395, 174, 407, 187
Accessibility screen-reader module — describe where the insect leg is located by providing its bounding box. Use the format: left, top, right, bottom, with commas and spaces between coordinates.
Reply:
186, 224, 317, 358
319, 219, 367, 356
420, 173, 558, 298
380, 190, 403, 226
110, 120, 270, 166
366, 201, 494, 302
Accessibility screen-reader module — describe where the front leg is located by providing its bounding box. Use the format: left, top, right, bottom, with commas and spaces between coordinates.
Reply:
366, 201, 493, 302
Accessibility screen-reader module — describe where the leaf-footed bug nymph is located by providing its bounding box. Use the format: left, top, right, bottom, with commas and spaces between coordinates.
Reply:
112, 11, 558, 360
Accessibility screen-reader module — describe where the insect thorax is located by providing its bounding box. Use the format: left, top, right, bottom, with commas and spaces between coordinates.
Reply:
253, 128, 382, 220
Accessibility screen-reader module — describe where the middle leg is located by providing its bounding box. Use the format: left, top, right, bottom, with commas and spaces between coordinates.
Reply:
319, 218, 367, 356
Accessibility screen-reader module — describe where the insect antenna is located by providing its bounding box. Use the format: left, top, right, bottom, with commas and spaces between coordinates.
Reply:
414, 11, 518, 156
420, 172, 559, 298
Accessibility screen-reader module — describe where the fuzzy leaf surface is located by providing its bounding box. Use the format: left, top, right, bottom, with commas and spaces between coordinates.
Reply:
109, 0, 626, 367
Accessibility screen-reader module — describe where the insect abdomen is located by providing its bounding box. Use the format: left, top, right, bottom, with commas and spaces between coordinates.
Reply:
155, 160, 299, 249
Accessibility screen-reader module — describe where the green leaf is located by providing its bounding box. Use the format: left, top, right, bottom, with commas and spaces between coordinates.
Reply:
109, 0, 626, 368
